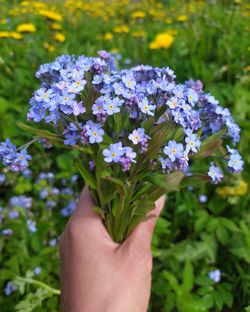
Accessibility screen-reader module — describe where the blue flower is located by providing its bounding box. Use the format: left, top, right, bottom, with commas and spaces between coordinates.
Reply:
103, 97, 123, 115
128, 128, 149, 145
8, 211, 19, 219
72, 101, 86, 116
60, 200, 76, 217
166, 97, 179, 109
34, 267, 42, 275
103, 142, 124, 163
122, 74, 136, 89
186, 88, 198, 106
2, 228, 13, 236
4, 282, 17, 296
227, 148, 244, 173
0, 139, 31, 172
0, 173, 6, 184
86, 124, 104, 144
163, 140, 184, 162
208, 163, 224, 184
27, 219, 37, 233
138, 98, 156, 116
209, 270, 221, 283
185, 134, 201, 153
199, 195, 208, 203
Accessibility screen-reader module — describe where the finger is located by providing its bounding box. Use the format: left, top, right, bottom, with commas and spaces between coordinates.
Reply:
125, 195, 166, 250
71, 186, 117, 243
73, 186, 99, 220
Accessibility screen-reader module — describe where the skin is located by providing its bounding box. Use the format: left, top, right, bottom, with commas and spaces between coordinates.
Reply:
60, 186, 166, 312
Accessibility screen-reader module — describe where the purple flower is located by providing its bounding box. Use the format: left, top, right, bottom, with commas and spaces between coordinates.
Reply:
163, 140, 184, 162
98, 50, 111, 60
159, 157, 172, 173
8, 211, 19, 219
72, 101, 86, 116
119, 147, 136, 172
103, 142, 124, 163
208, 163, 224, 184
128, 128, 149, 145
2, 229, 13, 236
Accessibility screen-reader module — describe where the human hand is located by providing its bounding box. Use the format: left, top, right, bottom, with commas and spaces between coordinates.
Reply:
60, 186, 166, 312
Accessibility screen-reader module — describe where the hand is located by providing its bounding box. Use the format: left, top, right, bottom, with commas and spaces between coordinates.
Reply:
60, 187, 166, 312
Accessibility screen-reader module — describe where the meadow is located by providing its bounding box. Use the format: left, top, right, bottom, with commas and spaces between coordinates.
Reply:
0, 0, 250, 311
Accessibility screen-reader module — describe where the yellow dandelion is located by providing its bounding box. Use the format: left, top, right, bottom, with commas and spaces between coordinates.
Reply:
149, 33, 174, 49
0, 31, 23, 40
39, 10, 63, 21
113, 25, 129, 33
216, 180, 248, 197
110, 48, 119, 54
165, 18, 173, 24
43, 42, 55, 52
131, 30, 146, 38
177, 14, 188, 22
103, 32, 113, 40
33, 2, 47, 9
234, 180, 248, 196
131, 11, 146, 19
53, 32, 65, 42
50, 23, 62, 30
242, 11, 250, 17
16, 23, 36, 33
245, 65, 250, 71
165, 29, 178, 36
0, 19, 9, 25
20, 1, 29, 6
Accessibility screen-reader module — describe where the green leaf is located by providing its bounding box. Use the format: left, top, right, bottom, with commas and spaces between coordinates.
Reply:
180, 174, 210, 188
193, 129, 226, 158
75, 160, 96, 189
17, 122, 62, 141
146, 171, 185, 192
181, 261, 194, 294
163, 271, 180, 295
102, 176, 127, 196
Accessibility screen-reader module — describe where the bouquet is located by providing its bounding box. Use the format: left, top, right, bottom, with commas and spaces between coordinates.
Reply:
0, 51, 243, 242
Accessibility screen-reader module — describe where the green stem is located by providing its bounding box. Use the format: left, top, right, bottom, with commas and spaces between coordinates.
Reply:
16, 276, 60, 295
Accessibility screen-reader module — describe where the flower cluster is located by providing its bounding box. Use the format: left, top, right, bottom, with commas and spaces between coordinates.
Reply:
0, 51, 244, 241
0, 171, 79, 238
0, 139, 31, 172
0, 51, 244, 182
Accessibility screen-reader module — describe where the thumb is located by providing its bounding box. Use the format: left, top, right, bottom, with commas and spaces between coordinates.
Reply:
125, 195, 166, 250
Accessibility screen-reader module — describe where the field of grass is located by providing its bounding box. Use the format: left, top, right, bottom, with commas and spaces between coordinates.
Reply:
0, 0, 250, 311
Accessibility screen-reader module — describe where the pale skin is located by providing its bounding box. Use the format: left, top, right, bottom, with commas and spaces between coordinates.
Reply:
60, 186, 166, 312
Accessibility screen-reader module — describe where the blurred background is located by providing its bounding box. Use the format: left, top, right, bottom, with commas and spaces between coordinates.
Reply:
0, 0, 249, 311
